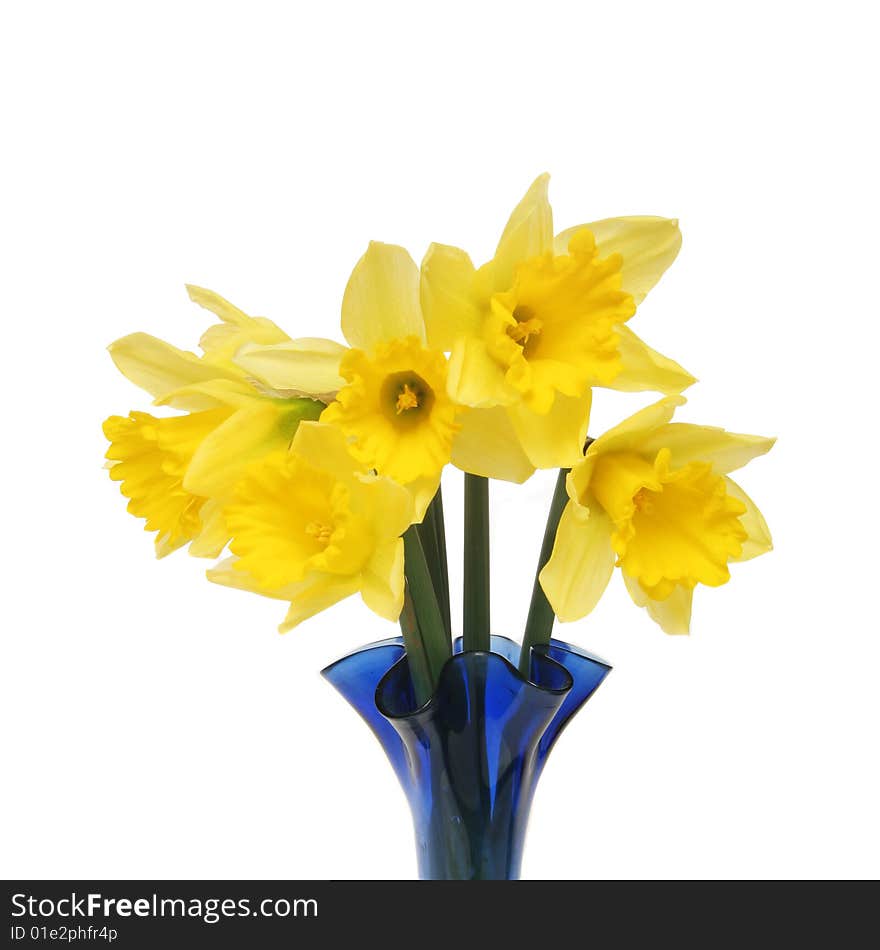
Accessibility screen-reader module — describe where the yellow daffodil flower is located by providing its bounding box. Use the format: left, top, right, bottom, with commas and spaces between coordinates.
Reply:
104, 285, 345, 556
420, 175, 696, 482
208, 422, 414, 631
238, 243, 464, 519
540, 396, 774, 634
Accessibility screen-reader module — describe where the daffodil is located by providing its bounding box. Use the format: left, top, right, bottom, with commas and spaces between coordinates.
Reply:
208, 421, 414, 631
420, 175, 695, 482
238, 243, 463, 518
104, 285, 345, 556
540, 396, 774, 634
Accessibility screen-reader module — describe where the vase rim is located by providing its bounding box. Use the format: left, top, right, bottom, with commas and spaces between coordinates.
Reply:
320, 636, 404, 680
372, 634, 610, 722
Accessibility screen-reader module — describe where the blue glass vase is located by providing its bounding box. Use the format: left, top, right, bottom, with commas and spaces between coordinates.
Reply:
322, 635, 611, 880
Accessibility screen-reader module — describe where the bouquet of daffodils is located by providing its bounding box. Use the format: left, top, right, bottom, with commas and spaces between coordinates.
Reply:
104, 176, 773, 704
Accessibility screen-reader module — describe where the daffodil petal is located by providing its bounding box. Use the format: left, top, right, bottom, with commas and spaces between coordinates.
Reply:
154, 534, 189, 559
492, 174, 553, 289
154, 377, 259, 410
108, 333, 240, 406
199, 318, 290, 362
184, 404, 288, 497
279, 575, 362, 632
637, 423, 775, 475
188, 500, 229, 559
451, 407, 534, 483
724, 477, 772, 561
588, 395, 686, 458
565, 462, 593, 508
234, 339, 346, 396
393, 472, 439, 524
185, 285, 292, 362
539, 499, 615, 622
555, 216, 681, 305
622, 572, 692, 635
186, 285, 251, 325
360, 538, 405, 621
508, 390, 591, 470
207, 556, 291, 600
420, 243, 483, 350
447, 336, 518, 408
208, 558, 361, 631
611, 325, 697, 395
353, 470, 416, 536
341, 242, 425, 351
292, 420, 367, 482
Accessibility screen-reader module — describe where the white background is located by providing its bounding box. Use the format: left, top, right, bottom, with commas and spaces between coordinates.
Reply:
2, 0, 878, 880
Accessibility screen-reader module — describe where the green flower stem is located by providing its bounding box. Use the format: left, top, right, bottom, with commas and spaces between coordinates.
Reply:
402, 525, 453, 704
463, 473, 491, 653
519, 467, 570, 676
432, 488, 451, 635
416, 486, 451, 638
398, 585, 433, 705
